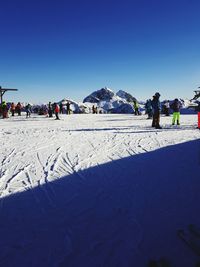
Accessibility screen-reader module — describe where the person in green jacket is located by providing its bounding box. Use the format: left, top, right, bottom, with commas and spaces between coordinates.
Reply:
133, 100, 139, 115
2, 101, 8, 119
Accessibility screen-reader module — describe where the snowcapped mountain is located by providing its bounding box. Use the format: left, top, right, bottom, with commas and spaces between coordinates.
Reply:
83, 87, 137, 113
83, 87, 115, 103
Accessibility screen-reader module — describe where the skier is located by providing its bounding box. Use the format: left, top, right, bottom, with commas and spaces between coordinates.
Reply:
163, 100, 170, 116
2, 101, 8, 119
151, 92, 162, 129
10, 102, 15, 116
16, 102, 22, 116
59, 102, 63, 114
133, 100, 140, 115
92, 105, 96, 114
66, 101, 71, 115
48, 102, 53, 117
25, 103, 31, 118
170, 98, 181, 125
54, 103, 60, 120
145, 99, 153, 119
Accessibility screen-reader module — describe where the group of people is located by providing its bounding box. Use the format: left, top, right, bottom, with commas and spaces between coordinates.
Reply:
92, 105, 98, 114
0, 101, 23, 118
145, 92, 199, 129
48, 101, 71, 120
58, 102, 71, 115
1, 96, 200, 129
0, 101, 72, 120
146, 92, 183, 129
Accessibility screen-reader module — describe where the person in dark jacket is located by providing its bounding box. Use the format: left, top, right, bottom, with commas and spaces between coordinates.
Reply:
10, 102, 15, 116
59, 103, 63, 114
145, 99, 152, 119
92, 105, 96, 114
25, 103, 31, 118
66, 102, 71, 115
48, 102, 53, 117
163, 100, 170, 116
170, 98, 181, 125
16, 102, 22, 116
151, 92, 162, 129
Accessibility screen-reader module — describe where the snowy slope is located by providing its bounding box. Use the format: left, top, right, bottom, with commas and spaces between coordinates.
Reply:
0, 114, 200, 267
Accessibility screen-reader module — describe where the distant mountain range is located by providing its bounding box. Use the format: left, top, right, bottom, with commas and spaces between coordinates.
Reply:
28, 87, 197, 114
56, 87, 199, 114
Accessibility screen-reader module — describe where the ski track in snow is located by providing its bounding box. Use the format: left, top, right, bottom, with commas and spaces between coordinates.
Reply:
0, 114, 199, 199
0, 113, 199, 266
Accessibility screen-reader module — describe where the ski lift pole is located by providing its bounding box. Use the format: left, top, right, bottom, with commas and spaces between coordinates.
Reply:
0, 86, 18, 105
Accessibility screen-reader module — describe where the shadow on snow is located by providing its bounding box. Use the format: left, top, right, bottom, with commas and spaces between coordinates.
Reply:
0, 140, 200, 267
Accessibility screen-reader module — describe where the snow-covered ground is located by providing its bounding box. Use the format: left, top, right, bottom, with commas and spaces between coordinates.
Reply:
0, 113, 200, 267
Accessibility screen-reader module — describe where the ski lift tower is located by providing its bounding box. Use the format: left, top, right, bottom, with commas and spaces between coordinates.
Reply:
0, 86, 18, 105
192, 87, 200, 100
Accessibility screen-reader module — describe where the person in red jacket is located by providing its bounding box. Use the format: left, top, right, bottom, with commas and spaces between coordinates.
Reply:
54, 103, 60, 120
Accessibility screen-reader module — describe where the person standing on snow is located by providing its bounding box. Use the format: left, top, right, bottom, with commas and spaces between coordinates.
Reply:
25, 103, 31, 118
163, 100, 170, 116
92, 105, 96, 114
133, 100, 140, 115
10, 102, 15, 116
145, 99, 153, 119
66, 101, 71, 115
170, 98, 181, 125
48, 102, 53, 117
59, 102, 63, 114
16, 102, 22, 116
2, 101, 8, 119
54, 103, 60, 120
151, 92, 162, 129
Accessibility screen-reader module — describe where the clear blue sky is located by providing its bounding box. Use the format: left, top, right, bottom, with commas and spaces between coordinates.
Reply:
1, 0, 200, 103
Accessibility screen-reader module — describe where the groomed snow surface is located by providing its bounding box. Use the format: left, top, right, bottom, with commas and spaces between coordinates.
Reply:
0, 113, 200, 267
